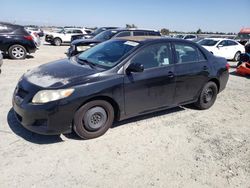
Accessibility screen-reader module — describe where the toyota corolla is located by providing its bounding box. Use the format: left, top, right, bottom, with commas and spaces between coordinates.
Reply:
12, 37, 229, 139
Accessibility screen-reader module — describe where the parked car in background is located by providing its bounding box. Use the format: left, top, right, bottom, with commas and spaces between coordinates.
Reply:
198, 38, 245, 61
71, 27, 119, 41
25, 27, 44, 37
67, 28, 161, 57
45, 28, 92, 46
25, 29, 41, 47
13, 37, 229, 139
174, 34, 198, 41
0, 22, 37, 59
0, 50, 3, 73
235, 28, 250, 46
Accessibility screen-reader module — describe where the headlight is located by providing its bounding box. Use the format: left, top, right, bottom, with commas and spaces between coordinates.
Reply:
76, 45, 90, 52
32, 88, 74, 104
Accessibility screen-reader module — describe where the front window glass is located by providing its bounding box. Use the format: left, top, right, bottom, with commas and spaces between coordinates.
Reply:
198, 39, 219, 46
130, 43, 173, 69
78, 40, 139, 69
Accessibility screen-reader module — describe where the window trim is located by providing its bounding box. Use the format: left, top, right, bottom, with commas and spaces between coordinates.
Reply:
173, 42, 207, 64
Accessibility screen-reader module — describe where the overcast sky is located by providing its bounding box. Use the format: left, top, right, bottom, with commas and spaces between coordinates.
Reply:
1, 0, 250, 33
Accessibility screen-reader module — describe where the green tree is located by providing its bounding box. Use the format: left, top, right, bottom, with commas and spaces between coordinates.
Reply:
160, 28, 170, 36
126, 24, 137, 28
196, 28, 202, 34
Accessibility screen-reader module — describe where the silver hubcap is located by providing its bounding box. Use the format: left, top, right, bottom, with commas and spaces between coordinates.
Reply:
84, 107, 107, 130
55, 40, 60, 46
12, 47, 25, 58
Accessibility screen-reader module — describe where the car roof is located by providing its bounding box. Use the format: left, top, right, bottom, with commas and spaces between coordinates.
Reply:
114, 36, 199, 44
204, 37, 233, 41
0, 22, 23, 28
110, 28, 159, 32
116, 36, 162, 42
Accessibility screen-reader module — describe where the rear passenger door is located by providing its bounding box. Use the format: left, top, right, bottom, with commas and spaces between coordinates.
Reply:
173, 42, 210, 104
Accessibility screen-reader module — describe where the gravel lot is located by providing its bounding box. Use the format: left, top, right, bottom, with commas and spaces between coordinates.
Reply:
0, 42, 249, 188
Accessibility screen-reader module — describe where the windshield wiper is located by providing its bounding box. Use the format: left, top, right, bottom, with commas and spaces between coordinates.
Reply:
77, 57, 96, 69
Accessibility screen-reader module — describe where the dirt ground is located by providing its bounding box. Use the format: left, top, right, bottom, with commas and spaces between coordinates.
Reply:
0, 42, 249, 188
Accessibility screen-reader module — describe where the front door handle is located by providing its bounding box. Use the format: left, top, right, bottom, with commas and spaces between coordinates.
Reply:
203, 66, 208, 70
167, 71, 175, 78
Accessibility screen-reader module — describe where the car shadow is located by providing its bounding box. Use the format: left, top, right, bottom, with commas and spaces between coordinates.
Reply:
3, 54, 34, 59
7, 108, 63, 144
230, 71, 250, 79
112, 106, 185, 128
63, 106, 186, 140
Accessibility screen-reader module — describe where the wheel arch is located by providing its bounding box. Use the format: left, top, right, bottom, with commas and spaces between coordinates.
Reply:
208, 78, 220, 91
77, 96, 121, 121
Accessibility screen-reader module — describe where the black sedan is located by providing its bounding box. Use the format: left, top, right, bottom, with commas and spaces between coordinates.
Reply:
0, 22, 37, 59
13, 37, 229, 139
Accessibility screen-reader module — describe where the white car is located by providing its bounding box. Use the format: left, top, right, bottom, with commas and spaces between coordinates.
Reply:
198, 38, 245, 61
175, 34, 198, 41
45, 28, 91, 46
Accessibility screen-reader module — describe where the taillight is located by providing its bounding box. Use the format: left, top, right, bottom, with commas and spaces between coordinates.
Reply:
24, 35, 33, 41
226, 63, 230, 71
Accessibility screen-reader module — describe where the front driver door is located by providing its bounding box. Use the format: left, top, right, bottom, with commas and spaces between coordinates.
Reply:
123, 42, 176, 117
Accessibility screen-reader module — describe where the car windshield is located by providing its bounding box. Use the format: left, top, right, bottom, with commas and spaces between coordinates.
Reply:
78, 40, 139, 69
175, 35, 184, 39
58, 29, 65, 33
198, 39, 219, 46
92, 28, 105, 36
93, 30, 118, 41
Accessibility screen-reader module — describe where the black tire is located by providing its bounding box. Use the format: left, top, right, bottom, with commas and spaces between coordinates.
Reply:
53, 38, 62, 46
8, 45, 27, 59
74, 100, 114, 139
234, 51, 241, 62
194, 82, 218, 110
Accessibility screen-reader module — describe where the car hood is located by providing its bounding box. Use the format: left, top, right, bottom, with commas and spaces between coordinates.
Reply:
72, 38, 103, 45
23, 58, 100, 88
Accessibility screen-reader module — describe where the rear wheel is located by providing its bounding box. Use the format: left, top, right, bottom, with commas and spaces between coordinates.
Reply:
194, 81, 218, 110
234, 51, 241, 62
53, 38, 62, 46
74, 100, 114, 139
8, 45, 27, 59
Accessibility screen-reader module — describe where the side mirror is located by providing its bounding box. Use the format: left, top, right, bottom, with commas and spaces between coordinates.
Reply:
217, 44, 223, 48
126, 63, 144, 73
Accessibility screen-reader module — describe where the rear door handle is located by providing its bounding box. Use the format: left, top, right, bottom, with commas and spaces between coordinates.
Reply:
167, 71, 175, 78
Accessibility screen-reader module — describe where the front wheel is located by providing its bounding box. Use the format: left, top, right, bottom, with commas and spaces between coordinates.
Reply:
53, 38, 62, 46
234, 51, 241, 62
73, 100, 114, 139
194, 82, 218, 110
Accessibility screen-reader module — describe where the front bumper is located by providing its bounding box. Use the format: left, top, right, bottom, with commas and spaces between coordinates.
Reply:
12, 82, 76, 135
